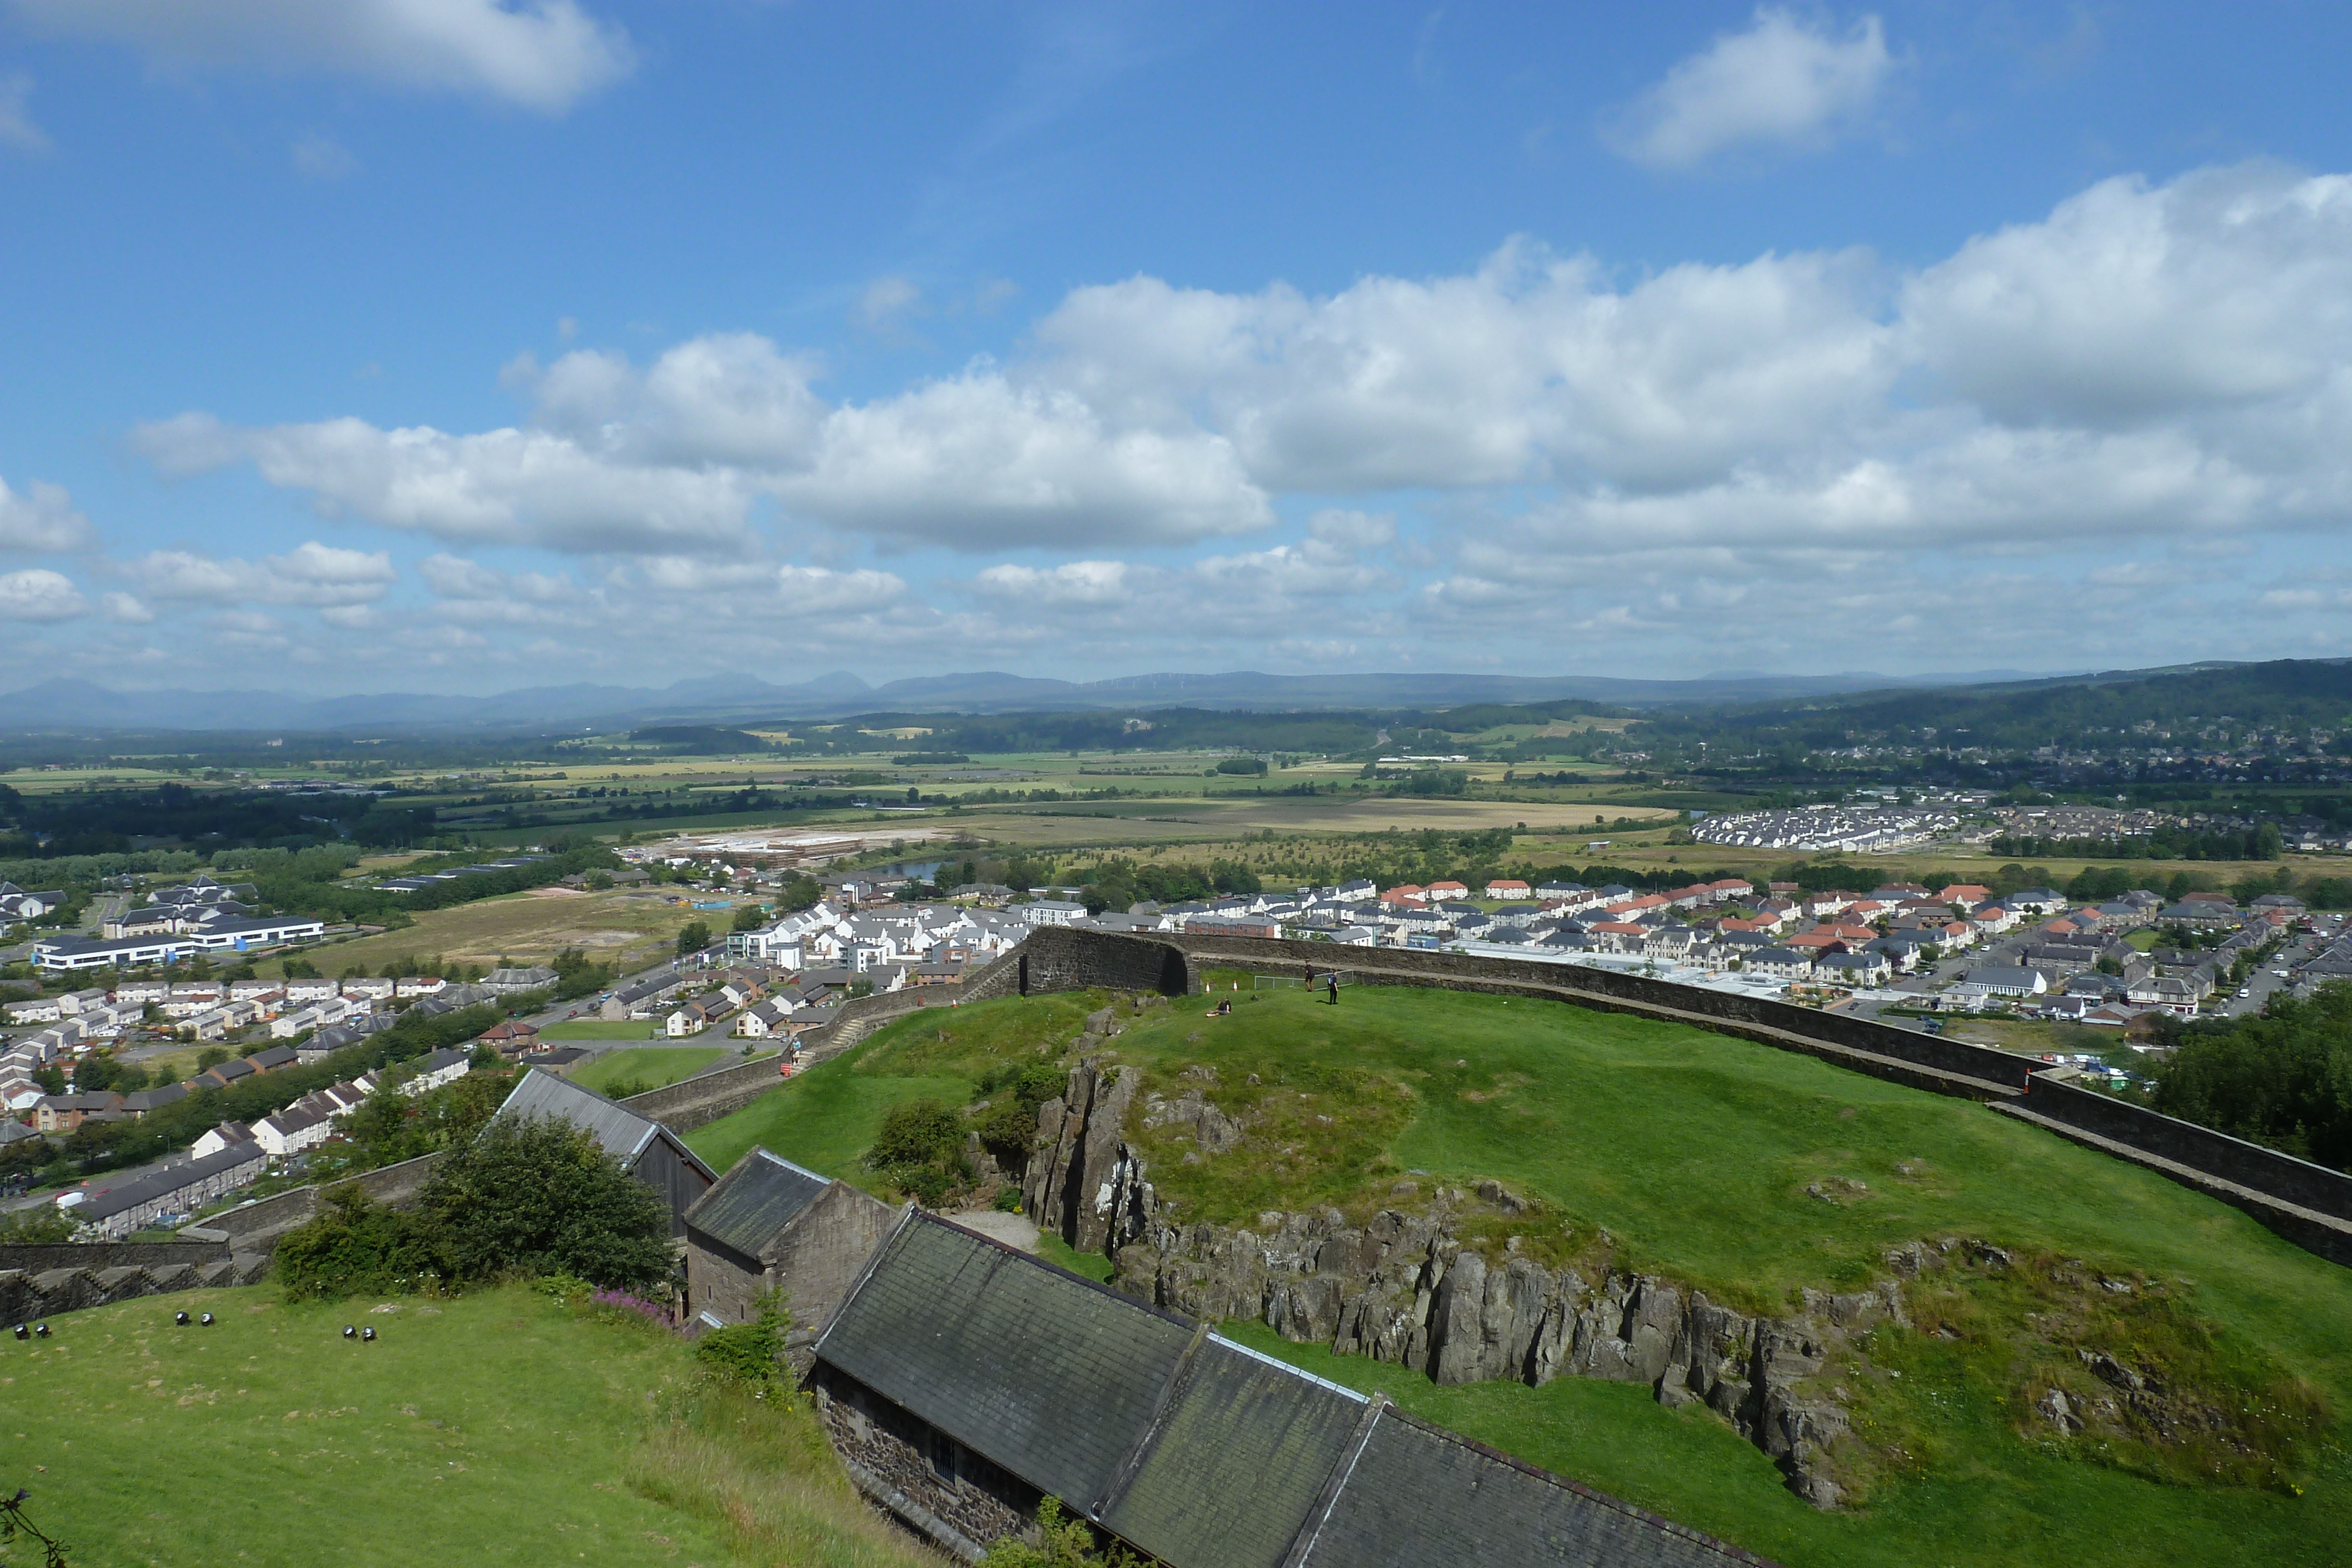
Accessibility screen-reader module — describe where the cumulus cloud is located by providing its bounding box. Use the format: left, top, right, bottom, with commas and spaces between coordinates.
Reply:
0, 475, 94, 551
124, 540, 397, 607
0, 568, 85, 621
1905, 165, 2352, 425
133, 413, 756, 553
781, 375, 1271, 548
0, 71, 46, 153
5, 0, 635, 113
1032, 242, 1891, 493
1606, 8, 1894, 169
99, 591, 153, 623
102, 159, 2352, 676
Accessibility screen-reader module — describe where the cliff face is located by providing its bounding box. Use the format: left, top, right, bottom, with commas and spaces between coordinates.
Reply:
1015, 1040, 1886, 1507
1117, 1196, 1899, 1510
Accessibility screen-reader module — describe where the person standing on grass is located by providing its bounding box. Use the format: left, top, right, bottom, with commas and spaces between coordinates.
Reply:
1327, 973, 1339, 1006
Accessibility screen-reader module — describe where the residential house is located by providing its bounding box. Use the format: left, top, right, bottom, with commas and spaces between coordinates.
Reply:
64, 1139, 266, 1240
400, 1047, 472, 1096
254, 1106, 332, 1158
1742, 947, 1816, 981
479, 1019, 542, 1058
192, 1121, 255, 1158
35, 1092, 122, 1133
1484, 880, 1531, 900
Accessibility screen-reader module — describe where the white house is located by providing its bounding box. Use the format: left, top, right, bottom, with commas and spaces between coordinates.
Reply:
254, 1106, 332, 1157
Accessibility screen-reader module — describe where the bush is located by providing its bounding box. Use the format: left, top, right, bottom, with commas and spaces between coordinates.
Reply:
696, 1292, 791, 1390
419, 1116, 674, 1290
980, 1498, 1137, 1566
275, 1184, 444, 1300
865, 1098, 968, 1206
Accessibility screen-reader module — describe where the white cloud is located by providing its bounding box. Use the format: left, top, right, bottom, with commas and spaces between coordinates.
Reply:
1905, 165, 2352, 426
972, 560, 1137, 609
1606, 8, 1893, 169
0, 568, 85, 621
125, 540, 397, 607
99, 591, 153, 623
134, 413, 756, 553
0, 475, 93, 551
5, 0, 635, 113
0, 71, 46, 153
775, 564, 907, 613
292, 132, 359, 179
1033, 242, 1890, 493
782, 375, 1271, 548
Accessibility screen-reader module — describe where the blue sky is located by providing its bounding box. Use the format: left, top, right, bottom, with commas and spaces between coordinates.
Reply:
4, 2, 2351, 696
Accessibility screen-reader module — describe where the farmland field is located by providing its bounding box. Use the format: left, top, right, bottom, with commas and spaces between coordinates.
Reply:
268, 887, 707, 977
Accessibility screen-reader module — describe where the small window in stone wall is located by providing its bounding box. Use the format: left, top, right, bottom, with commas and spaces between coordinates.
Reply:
928, 1427, 960, 1483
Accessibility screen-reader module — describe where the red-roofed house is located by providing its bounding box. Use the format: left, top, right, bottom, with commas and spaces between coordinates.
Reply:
1484, 879, 1532, 900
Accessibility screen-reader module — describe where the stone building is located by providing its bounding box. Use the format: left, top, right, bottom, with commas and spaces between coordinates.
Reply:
492, 1071, 717, 1238
683, 1146, 894, 1337
810, 1211, 1765, 1567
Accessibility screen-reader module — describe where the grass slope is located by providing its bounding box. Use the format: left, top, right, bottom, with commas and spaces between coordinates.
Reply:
688, 985, 2352, 1568
0, 1283, 935, 1568
572, 1046, 730, 1095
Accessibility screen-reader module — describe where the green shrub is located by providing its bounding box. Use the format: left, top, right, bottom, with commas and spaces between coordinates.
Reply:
419, 1116, 674, 1290
274, 1183, 445, 1300
980, 1498, 1137, 1566
865, 1098, 971, 1205
696, 1292, 791, 1390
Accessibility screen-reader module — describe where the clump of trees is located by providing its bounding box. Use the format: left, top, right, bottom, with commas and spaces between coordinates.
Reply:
2149, 983, 2352, 1172
275, 1116, 672, 1299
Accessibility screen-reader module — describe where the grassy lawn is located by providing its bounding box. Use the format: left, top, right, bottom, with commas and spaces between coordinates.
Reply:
0, 1283, 934, 1568
692, 985, 2352, 1568
572, 1046, 731, 1095
539, 1019, 669, 1042
687, 991, 1109, 1185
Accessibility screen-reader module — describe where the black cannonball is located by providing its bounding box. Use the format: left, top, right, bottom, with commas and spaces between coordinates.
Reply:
343, 1325, 357, 1339
9, 1324, 24, 1340
175, 1311, 189, 1326
361, 1326, 376, 1342
33, 1323, 49, 1338
198, 1313, 213, 1326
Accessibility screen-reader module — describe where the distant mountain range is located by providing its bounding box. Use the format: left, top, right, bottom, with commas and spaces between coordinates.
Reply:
0, 664, 2120, 735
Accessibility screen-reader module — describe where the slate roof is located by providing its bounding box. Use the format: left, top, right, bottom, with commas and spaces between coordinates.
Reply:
493, 1069, 714, 1179
816, 1213, 1197, 1512
685, 1146, 830, 1259
1100, 1336, 1369, 1568
817, 1213, 1775, 1568
1292, 1403, 1764, 1568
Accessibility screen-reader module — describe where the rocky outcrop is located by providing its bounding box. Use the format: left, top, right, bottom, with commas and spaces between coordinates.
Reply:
1113, 1197, 1898, 1508
1024, 1055, 1155, 1256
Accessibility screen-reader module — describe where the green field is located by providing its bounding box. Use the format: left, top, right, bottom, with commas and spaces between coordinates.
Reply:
0, 1284, 929, 1568
687, 985, 2352, 1568
539, 1019, 670, 1042
571, 1046, 732, 1095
